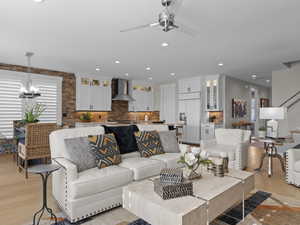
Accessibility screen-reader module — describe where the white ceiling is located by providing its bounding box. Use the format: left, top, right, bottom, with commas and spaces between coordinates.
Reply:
1, 0, 300, 86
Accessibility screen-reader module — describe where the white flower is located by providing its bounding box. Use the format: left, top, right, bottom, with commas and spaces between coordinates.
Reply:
191, 147, 201, 156
185, 153, 198, 166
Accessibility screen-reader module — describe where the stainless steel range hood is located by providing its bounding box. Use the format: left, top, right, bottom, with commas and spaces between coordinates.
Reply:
112, 79, 135, 102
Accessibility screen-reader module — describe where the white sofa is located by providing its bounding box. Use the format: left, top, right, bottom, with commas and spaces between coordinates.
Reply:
286, 148, 300, 187
50, 124, 183, 223
200, 128, 251, 170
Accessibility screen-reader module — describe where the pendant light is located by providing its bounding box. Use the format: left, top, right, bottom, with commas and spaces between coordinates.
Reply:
19, 52, 41, 98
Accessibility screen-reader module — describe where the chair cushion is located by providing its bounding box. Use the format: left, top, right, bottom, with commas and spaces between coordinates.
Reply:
70, 166, 133, 200
64, 137, 96, 172
294, 161, 300, 172
103, 125, 139, 154
88, 134, 121, 169
119, 157, 164, 180
158, 131, 180, 153
150, 153, 182, 168
203, 144, 236, 161
134, 131, 165, 157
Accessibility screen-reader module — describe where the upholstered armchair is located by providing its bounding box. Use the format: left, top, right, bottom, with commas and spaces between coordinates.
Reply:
201, 128, 251, 170
286, 148, 300, 187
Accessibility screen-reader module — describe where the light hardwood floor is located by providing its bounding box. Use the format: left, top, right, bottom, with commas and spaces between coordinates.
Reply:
0, 145, 299, 225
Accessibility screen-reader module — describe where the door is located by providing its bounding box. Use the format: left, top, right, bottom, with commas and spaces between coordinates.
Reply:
76, 77, 91, 110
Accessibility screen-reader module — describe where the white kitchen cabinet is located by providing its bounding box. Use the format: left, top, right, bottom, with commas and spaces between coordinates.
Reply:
178, 77, 201, 93
205, 75, 223, 111
129, 80, 153, 112
160, 83, 176, 123
76, 75, 112, 111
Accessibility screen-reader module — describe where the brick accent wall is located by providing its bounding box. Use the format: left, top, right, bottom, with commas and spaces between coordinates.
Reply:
0, 63, 76, 126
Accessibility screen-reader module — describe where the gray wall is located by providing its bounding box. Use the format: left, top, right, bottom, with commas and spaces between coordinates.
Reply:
224, 76, 271, 133
272, 63, 300, 137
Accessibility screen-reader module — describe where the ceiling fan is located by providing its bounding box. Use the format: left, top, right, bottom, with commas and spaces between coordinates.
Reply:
120, 0, 197, 35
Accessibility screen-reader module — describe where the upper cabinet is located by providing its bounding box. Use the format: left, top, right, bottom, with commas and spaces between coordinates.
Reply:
76, 75, 112, 111
178, 77, 201, 94
128, 80, 153, 112
205, 75, 223, 111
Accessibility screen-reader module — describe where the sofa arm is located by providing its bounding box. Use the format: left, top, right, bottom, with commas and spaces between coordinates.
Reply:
179, 144, 189, 155
234, 141, 250, 170
52, 158, 78, 182
200, 139, 217, 149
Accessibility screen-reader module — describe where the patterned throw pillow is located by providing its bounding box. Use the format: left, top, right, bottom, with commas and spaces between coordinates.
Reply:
88, 133, 121, 169
134, 131, 165, 158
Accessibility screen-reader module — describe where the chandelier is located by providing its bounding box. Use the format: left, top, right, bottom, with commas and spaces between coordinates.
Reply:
19, 52, 41, 99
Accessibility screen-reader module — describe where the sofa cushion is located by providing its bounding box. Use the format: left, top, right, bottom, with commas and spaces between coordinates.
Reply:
103, 125, 139, 154
88, 134, 121, 169
294, 161, 300, 172
134, 131, 165, 157
203, 144, 236, 161
70, 166, 133, 200
64, 137, 96, 172
119, 157, 164, 180
158, 131, 180, 153
137, 124, 169, 132
150, 153, 182, 168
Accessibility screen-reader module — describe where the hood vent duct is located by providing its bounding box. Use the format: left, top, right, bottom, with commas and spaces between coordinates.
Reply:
112, 79, 135, 102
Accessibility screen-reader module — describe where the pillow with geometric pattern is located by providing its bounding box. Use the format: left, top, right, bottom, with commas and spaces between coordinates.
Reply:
134, 131, 165, 158
88, 133, 121, 169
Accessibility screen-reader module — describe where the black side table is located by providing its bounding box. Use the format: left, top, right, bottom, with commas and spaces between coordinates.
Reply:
28, 164, 61, 225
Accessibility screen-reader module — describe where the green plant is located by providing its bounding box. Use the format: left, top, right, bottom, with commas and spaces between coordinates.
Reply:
23, 103, 46, 123
178, 152, 211, 171
79, 112, 92, 121
259, 127, 266, 131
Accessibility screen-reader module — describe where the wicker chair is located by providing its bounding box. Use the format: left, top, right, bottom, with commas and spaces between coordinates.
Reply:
17, 123, 57, 178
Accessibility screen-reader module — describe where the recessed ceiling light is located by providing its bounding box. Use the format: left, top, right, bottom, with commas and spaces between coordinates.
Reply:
252, 74, 257, 79
34, 0, 45, 2
146, 67, 151, 71
170, 73, 175, 76
218, 62, 224, 67
148, 77, 153, 80
125, 73, 129, 76
161, 42, 169, 47
266, 79, 270, 83
115, 60, 120, 64
95, 67, 100, 71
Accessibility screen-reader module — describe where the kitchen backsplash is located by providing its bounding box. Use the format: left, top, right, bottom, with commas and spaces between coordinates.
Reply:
75, 100, 160, 122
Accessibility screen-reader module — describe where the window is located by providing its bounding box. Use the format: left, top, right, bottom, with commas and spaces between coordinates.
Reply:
0, 70, 62, 138
34, 82, 61, 124
0, 79, 23, 138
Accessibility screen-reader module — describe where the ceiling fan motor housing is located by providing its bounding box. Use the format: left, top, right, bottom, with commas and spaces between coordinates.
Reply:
159, 11, 175, 31
161, 0, 172, 7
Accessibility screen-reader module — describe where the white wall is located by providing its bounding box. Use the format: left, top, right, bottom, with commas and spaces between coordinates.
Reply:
224, 76, 271, 133
272, 63, 300, 137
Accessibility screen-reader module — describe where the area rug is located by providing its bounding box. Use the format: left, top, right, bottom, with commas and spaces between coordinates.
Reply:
24, 191, 300, 225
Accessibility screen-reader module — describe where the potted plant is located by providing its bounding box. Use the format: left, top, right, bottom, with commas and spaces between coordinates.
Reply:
258, 127, 266, 138
79, 112, 93, 122
23, 103, 46, 123
178, 148, 211, 180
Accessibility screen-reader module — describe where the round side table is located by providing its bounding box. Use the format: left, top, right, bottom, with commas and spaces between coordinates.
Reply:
28, 164, 61, 225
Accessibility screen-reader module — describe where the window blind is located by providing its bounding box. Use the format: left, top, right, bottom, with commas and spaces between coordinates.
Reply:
0, 80, 23, 138
35, 84, 58, 123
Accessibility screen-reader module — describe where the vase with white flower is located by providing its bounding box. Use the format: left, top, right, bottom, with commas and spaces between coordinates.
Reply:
178, 148, 211, 180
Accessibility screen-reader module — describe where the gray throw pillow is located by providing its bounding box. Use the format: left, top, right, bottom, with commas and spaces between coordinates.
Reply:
158, 131, 180, 153
64, 137, 96, 172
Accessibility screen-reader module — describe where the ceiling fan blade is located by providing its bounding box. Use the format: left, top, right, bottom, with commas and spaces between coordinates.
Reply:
174, 21, 198, 36
120, 22, 159, 32
169, 0, 184, 14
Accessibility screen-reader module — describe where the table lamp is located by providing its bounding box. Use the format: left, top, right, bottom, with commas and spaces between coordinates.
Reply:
259, 107, 287, 138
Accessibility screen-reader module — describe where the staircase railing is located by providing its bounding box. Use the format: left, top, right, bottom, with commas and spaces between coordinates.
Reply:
279, 90, 300, 108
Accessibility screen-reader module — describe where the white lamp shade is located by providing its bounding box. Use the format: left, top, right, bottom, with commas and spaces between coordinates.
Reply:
259, 107, 287, 120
